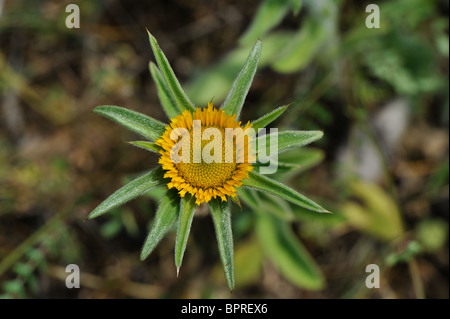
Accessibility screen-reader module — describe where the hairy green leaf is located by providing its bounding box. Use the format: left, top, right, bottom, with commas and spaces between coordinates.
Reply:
141, 191, 180, 261
243, 171, 329, 213
209, 199, 235, 291
128, 141, 161, 154
174, 195, 196, 274
221, 40, 262, 118
93, 105, 166, 142
149, 62, 180, 119
148, 31, 196, 113
87, 167, 165, 219
239, 185, 294, 221
250, 105, 289, 133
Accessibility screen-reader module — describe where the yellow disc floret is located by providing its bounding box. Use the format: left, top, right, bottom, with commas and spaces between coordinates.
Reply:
155, 103, 254, 205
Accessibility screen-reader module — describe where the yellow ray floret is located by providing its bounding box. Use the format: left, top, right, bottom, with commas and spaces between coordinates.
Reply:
155, 103, 254, 205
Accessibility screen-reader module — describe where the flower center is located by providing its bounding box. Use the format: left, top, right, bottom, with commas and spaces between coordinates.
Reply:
155, 103, 254, 204
176, 126, 237, 188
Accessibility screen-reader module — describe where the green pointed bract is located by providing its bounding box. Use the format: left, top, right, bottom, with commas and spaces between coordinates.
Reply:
221, 40, 262, 119
147, 31, 196, 113
250, 105, 289, 133
128, 141, 161, 154
174, 195, 196, 274
243, 171, 329, 213
149, 62, 180, 119
140, 190, 180, 261
88, 167, 165, 219
209, 199, 235, 291
93, 105, 166, 142
257, 130, 323, 158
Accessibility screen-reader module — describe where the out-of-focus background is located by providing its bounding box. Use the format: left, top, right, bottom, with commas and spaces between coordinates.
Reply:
0, 0, 448, 298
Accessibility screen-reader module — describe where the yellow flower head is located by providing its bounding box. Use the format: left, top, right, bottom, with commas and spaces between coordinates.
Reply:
89, 34, 327, 292
156, 102, 254, 205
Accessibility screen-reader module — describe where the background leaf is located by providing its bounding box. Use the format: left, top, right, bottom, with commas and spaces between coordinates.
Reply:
239, 0, 291, 45
256, 213, 325, 290
271, 18, 327, 73
340, 181, 404, 241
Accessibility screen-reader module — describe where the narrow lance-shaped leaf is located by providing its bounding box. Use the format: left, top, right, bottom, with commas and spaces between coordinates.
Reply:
174, 195, 196, 275
140, 190, 180, 261
149, 62, 180, 119
87, 167, 165, 219
257, 130, 323, 158
93, 105, 166, 142
256, 213, 324, 290
250, 104, 289, 133
221, 40, 262, 119
128, 141, 161, 154
209, 199, 235, 291
147, 31, 196, 113
243, 171, 329, 213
